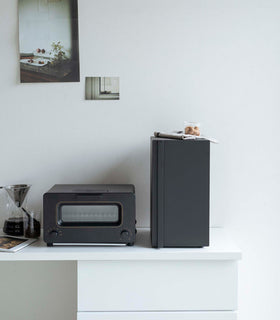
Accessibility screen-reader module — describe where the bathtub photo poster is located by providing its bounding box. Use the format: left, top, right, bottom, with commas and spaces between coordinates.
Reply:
18, 0, 80, 83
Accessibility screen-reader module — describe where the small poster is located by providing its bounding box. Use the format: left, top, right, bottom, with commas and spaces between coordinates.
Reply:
85, 77, 120, 100
18, 0, 80, 83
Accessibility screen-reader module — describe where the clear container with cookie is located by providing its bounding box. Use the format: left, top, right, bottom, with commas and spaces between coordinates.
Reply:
184, 121, 201, 136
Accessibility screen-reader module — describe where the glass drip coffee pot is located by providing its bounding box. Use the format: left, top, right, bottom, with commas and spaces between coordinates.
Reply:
1, 184, 31, 236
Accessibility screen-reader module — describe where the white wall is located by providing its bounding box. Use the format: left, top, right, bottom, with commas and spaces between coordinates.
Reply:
0, 261, 77, 320
1, 0, 280, 319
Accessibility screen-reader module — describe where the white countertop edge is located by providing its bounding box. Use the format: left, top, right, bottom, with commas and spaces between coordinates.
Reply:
0, 228, 242, 262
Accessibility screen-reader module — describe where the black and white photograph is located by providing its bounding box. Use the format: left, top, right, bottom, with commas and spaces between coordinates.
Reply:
85, 77, 120, 100
19, 0, 80, 83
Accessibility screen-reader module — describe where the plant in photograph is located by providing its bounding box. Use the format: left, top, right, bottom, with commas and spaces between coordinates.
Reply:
50, 41, 69, 65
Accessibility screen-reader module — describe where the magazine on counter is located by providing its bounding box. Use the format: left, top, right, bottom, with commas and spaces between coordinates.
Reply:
154, 131, 219, 144
0, 236, 37, 253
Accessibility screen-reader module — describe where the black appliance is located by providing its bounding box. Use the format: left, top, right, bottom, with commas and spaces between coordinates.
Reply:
43, 184, 136, 246
151, 137, 210, 248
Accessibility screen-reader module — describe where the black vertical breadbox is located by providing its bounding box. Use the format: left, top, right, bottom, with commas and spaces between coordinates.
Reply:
150, 137, 210, 248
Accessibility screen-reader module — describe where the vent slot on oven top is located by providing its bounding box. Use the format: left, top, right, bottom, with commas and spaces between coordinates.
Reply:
57, 203, 121, 226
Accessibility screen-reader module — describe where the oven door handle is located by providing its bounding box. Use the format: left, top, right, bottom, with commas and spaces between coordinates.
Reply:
75, 194, 104, 200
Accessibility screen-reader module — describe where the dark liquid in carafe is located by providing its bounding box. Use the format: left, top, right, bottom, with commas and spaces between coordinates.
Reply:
3, 218, 24, 236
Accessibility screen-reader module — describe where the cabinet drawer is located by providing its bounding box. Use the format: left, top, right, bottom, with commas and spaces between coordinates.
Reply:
78, 260, 237, 312
77, 311, 237, 320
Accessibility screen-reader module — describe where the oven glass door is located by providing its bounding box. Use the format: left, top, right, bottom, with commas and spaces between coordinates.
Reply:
58, 203, 121, 226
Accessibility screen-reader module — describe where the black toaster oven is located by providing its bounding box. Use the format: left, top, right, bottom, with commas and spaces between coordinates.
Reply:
43, 184, 136, 246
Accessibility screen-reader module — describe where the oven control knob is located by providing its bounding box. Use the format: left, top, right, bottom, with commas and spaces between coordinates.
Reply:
49, 230, 58, 236
120, 230, 130, 241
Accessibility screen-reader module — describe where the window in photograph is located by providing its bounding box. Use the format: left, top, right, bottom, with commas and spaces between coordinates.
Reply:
85, 77, 120, 100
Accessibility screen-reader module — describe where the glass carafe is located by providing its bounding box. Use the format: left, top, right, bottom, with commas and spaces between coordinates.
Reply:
2, 184, 31, 236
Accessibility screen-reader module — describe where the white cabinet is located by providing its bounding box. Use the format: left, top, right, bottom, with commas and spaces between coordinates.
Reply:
78, 260, 238, 312
76, 228, 241, 320
0, 228, 241, 320
77, 311, 237, 320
